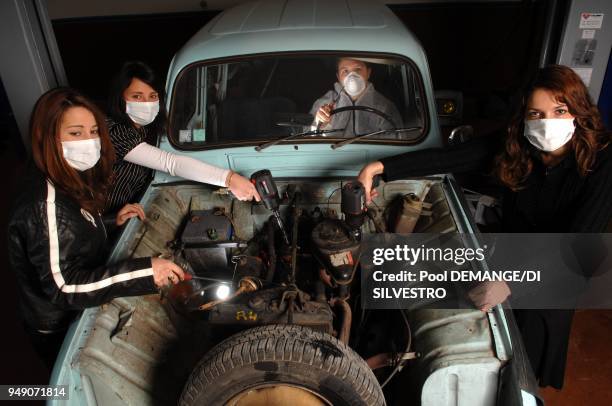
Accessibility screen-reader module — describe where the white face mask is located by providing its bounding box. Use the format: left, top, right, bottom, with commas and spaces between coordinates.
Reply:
342, 72, 366, 97
125, 101, 160, 126
523, 118, 575, 152
61, 138, 101, 171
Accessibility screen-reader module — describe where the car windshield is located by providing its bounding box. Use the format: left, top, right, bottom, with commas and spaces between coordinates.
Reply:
169, 53, 427, 147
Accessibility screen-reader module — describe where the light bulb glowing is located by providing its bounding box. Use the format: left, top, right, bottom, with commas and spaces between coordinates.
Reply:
215, 284, 231, 300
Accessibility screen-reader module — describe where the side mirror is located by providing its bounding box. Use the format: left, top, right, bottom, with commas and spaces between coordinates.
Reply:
448, 125, 474, 145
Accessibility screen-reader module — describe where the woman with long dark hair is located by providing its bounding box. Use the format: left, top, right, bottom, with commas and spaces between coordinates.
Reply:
105, 61, 258, 213
494, 65, 610, 232
8, 88, 186, 368
357, 65, 612, 389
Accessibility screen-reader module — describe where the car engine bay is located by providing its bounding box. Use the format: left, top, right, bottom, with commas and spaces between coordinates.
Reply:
76, 176, 501, 405
165, 173, 441, 337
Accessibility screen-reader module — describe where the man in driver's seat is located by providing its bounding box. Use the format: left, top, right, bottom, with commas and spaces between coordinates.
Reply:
310, 58, 403, 137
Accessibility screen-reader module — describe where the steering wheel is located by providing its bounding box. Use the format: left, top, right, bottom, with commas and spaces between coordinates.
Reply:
329, 105, 397, 129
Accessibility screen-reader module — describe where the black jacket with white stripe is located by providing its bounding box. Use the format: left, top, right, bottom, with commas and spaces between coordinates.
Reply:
8, 172, 157, 332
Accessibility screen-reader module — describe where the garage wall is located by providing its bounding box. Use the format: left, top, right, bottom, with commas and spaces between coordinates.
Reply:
46, 0, 523, 19
52, 11, 219, 107
392, 1, 551, 134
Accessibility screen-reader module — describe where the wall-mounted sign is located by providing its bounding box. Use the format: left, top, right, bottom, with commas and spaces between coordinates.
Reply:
581, 29, 596, 39
579, 12, 604, 29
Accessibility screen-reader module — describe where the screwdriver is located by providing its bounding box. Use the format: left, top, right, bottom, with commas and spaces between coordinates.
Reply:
250, 169, 290, 245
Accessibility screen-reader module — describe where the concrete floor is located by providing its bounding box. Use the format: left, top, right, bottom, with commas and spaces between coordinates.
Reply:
0, 140, 610, 404
540, 310, 612, 406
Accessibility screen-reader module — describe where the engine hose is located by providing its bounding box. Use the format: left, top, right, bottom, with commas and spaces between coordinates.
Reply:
330, 298, 352, 345
314, 280, 327, 303
366, 353, 394, 370
287, 295, 294, 324
380, 309, 412, 388
266, 218, 277, 284
289, 195, 301, 284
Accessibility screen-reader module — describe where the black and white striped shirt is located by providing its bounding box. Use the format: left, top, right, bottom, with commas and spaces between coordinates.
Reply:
105, 120, 153, 213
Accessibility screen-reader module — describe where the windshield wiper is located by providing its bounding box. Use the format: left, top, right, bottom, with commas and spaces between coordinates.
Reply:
255, 128, 344, 151
330, 127, 423, 150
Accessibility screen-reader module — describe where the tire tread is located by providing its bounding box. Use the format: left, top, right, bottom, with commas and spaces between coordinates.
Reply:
179, 324, 384, 406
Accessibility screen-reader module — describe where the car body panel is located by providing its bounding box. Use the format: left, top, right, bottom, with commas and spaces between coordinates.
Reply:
151, 139, 444, 185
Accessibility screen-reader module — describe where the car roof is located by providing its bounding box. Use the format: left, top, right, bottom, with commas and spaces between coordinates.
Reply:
167, 0, 430, 89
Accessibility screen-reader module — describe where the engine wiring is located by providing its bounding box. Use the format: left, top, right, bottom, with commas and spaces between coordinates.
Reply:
326, 186, 342, 210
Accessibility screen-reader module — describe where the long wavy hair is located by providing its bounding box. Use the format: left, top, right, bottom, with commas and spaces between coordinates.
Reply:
494, 64, 610, 190
30, 87, 116, 213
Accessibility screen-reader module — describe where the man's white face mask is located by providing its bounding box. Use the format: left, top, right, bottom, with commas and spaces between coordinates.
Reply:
125, 101, 160, 126
343, 72, 366, 97
523, 118, 575, 152
61, 137, 101, 171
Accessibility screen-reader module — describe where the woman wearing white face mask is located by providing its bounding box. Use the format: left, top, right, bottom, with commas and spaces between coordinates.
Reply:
310, 58, 403, 136
360, 65, 611, 231
357, 65, 611, 390
8, 88, 187, 368
105, 61, 259, 214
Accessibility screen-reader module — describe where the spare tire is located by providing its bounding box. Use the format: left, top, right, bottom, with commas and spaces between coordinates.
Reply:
180, 324, 385, 406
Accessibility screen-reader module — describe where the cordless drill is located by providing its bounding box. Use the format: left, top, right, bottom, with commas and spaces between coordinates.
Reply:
250, 169, 290, 245
341, 181, 366, 240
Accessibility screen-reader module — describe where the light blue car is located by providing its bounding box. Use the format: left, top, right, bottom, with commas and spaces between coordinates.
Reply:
50, 1, 539, 405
